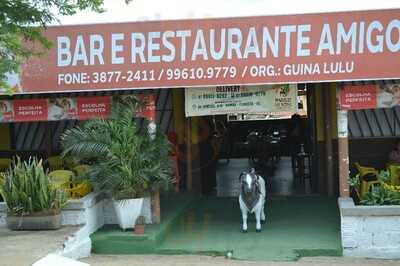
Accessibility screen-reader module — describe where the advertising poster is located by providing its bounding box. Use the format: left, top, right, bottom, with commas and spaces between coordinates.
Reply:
48, 98, 78, 120
339, 85, 377, 110
13, 99, 48, 122
185, 84, 297, 117
0, 100, 14, 122
377, 84, 400, 108
0, 95, 155, 123
338, 110, 348, 138
340, 83, 400, 110
136, 94, 156, 121
76, 96, 112, 120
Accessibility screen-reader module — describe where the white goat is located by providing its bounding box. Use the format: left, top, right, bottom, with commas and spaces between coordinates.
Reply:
238, 168, 266, 232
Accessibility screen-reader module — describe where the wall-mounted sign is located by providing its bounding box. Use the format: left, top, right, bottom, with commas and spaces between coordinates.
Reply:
0, 94, 155, 123
76, 96, 112, 120
337, 110, 348, 138
0, 100, 14, 122
339, 85, 377, 110
48, 98, 77, 120
185, 84, 297, 117
13, 99, 48, 122
2, 8, 399, 94
137, 94, 156, 121
340, 83, 400, 110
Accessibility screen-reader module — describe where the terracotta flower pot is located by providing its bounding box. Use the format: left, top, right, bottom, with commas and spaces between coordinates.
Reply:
134, 223, 145, 235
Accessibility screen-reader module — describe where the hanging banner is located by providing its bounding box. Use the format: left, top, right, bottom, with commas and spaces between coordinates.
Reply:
185, 84, 297, 117
136, 94, 156, 121
76, 96, 112, 120
340, 83, 400, 110
339, 85, 377, 110
13, 99, 48, 122
0, 100, 14, 122
377, 84, 400, 108
1, 8, 399, 94
48, 98, 78, 120
0, 94, 152, 123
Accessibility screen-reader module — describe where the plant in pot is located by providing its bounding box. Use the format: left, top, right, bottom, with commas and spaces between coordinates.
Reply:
135, 215, 145, 235
61, 96, 173, 230
0, 157, 67, 230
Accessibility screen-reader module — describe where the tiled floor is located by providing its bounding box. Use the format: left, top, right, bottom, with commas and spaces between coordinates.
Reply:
158, 196, 341, 261
216, 157, 311, 197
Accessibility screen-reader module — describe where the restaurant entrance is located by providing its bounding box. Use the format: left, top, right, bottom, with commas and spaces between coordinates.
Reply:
178, 83, 319, 197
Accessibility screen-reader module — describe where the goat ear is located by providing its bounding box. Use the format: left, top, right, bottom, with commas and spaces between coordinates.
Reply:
239, 172, 245, 180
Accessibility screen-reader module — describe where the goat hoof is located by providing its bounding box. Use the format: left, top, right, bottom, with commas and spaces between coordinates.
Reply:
242, 229, 248, 233
261, 220, 266, 224
256, 229, 261, 233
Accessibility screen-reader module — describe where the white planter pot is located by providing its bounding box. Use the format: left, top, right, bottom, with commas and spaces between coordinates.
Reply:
113, 198, 144, 230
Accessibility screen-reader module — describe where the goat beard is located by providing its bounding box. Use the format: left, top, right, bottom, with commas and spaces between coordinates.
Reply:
242, 188, 260, 211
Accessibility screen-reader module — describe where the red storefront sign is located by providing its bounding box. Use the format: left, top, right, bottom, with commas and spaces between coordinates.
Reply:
339, 83, 400, 110
76, 96, 112, 120
340, 85, 377, 110
0, 95, 155, 123
13, 99, 48, 122
15, 8, 400, 94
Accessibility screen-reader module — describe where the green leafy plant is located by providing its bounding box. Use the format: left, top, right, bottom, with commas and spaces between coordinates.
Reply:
378, 170, 391, 183
348, 173, 361, 188
0, 157, 67, 216
61, 96, 173, 200
347, 173, 361, 200
360, 185, 400, 206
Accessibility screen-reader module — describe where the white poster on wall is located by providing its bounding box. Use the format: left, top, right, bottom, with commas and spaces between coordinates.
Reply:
185, 84, 298, 117
337, 110, 348, 138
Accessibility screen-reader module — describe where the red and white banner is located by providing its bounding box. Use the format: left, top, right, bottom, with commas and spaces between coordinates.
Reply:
340, 83, 400, 110
136, 94, 156, 121
0, 94, 155, 122
76, 96, 112, 120
339, 85, 377, 110
13, 99, 48, 122
4, 8, 399, 94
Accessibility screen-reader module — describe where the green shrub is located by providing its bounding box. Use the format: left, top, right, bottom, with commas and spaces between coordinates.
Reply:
360, 186, 400, 206
0, 157, 67, 216
61, 96, 173, 200
378, 170, 391, 183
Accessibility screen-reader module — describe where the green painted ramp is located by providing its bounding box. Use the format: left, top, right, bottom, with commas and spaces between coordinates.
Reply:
92, 195, 341, 261
158, 196, 341, 261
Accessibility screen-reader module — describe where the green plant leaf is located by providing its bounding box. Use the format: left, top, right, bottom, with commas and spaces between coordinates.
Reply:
61, 96, 173, 199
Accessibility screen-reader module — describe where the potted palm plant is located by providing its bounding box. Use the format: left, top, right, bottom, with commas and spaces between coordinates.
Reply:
61, 96, 173, 230
0, 157, 67, 230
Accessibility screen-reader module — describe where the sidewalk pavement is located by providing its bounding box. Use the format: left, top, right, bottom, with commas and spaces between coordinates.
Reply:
81, 255, 400, 266
0, 225, 77, 266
